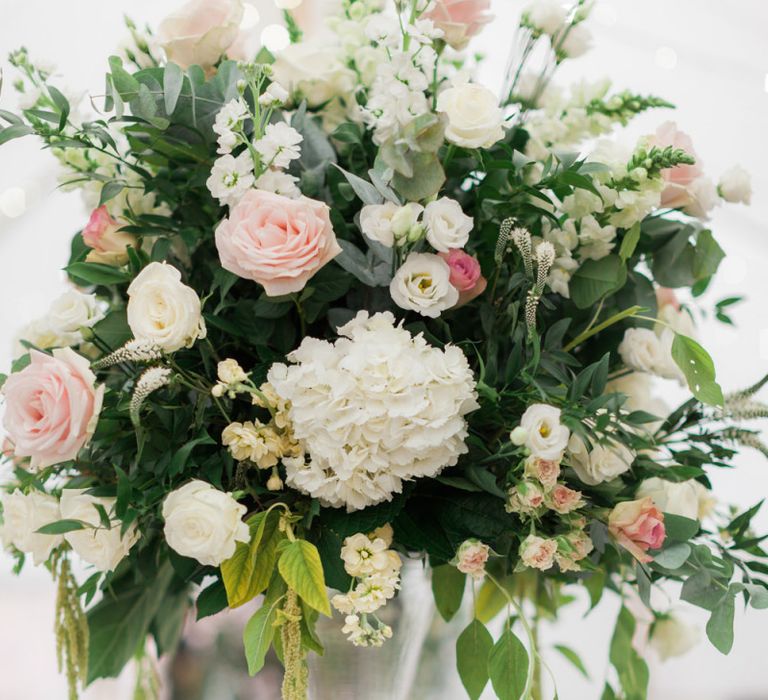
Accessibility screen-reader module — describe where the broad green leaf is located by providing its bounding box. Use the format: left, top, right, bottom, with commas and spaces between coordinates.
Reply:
163, 62, 184, 115
244, 576, 287, 675
65, 261, 130, 286
554, 645, 589, 679
671, 333, 724, 406
488, 622, 529, 700
196, 579, 228, 620
431, 564, 466, 622
706, 593, 735, 654
108, 56, 140, 99
168, 429, 216, 477
456, 619, 493, 700
652, 542, 691, 570
392, 152, 445, 201
35, 519, 86, 535
609, 607, 649, 698
278, 539, 331, 616
693, 229, 725, 280
619, 222, 641, 262
334, 165, 383, 205
570, 255, 627, 309
0, 123, 34, 145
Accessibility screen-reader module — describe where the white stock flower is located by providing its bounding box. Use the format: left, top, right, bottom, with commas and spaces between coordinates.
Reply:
162, 480, 249, 566
268, 311, 479, 510
390, 253, 459, 317
341, 533, 392, 577
60, 489, 139, 572
577, 215, 616, 261
258, 81, 290, 107
636, 478, 703, 520
127, 262, 206, 352
254, 169, 301, 198
650, 616, 701, 661
519, 404, 570, 461
253, 122, 303, 169
0, 490, 62, 565
559, 23, 592, 57
437, 83, 505, 149
523, 0, 568, 35
213, 98, 249, 154
207, 151, 255, 206
718, 165, 752, 204
423, 197, 473, 253
567, 434, 634, 486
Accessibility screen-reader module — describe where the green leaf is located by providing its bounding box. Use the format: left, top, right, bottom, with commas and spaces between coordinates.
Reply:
91, 309, 131, 349
619, 223, 641, 262
456, 619, 493, 700
196, 579, 229, 620
391, 152, 445, 201
0, 124, 34, 145
278, 539, 331, 616
108, 56, 140, 100
488, 622, 529, 700
570, 255, 627, 309
609, 607, 649, 698
475, 579, 507, 623
671, 333, 724, 406
47, 85, 70, 130
35, 519, 86, 535
693, 229, 725, 280
706, 593, 735, 654
554, 645, 589, 679
663, 513, 700, 541
652, 542, 691, 570
244, 576, 287, 675
431, 564, 466, 622
163, 62, 184, 115
168, 429, 216, 477
334, 165, 383, 206
65, 261, 130, 286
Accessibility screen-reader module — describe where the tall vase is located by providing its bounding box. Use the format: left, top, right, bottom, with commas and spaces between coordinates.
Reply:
307, 559, 466, 700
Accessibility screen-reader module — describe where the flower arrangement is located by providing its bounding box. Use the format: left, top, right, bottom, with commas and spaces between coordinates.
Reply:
0, 0, 765, 699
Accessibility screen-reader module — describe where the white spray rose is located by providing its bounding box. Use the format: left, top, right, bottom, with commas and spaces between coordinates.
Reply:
637, 477, 707, 521
60, 490, 139, 572
437, 83, 505, 149
359, 202, 403, 247
157, 0, 243, 70
718, 165, 752, 204
47, 290, 105, 342
0, 490, 62, 565
423, 197, 474, 253
389, 253, 459, 318
519, 404, 570, 461
650, 616, 701, 661
127, 262, 206, 352
618, 328, 665, 374
162, 480, 249, 566
523, 0, 568, 35
567, 434, 634, 485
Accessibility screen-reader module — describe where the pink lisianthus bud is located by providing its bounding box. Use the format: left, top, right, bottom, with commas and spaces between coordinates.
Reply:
439, 249, 487, 306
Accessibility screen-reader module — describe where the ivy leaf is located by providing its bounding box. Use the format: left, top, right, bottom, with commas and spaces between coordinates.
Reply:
278, 539, 331, 616
488, 621, 529, 700
456, 619, 493, 700
431, 564, 466, 622
671, 333, 724, 406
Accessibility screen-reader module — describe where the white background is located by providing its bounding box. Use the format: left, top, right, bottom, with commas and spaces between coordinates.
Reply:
1, 1, 767, 698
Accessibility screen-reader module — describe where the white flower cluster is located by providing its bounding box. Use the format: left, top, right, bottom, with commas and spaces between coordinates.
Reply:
268, 311, 479, 510
332, 529, 401, 647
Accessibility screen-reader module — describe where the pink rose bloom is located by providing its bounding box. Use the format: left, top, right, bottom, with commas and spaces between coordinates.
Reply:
520, 534, 558, 571
648, 121, 704, 209
454, 538, 490, 579
215, 190, 342, 297
2, 348, 104, 470
424, 0, 493, 50
524, 455, 561, 489
439, 249, 487, 306
609, 497, 666, 563
82, 206, 136, 266
547, 484, 584, 514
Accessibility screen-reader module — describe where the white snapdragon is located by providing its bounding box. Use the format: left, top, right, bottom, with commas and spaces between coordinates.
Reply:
213, 98, 249, 154
437, 82, 505, 149
389, 253, 459, 317
423, 197, 473, 252
577, 215, 616, 261
518, 404, 570, 461
207, 151, 255, 206
718, 165, 752, 204
559, 23, 592, 58
258, 81, 289, 107
566, 434, 634, 486
253, 122, 303, 169
0, 490, 62, 565
523, 0, 568, 36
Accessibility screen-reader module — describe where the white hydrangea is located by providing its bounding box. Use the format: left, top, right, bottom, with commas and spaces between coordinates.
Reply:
268, 311, 479, 510
253, 122, 303, 169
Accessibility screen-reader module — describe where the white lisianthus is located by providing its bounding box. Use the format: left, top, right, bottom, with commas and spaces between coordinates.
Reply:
718, 165, 752, 205
206, 151, 255, 206
253, 122, 303, 170
519, 404, 570, 461
683, 176, 719, 220
60, 490, 139, 572
523, 0, 568, 35
618, 328, 665, 374
127, 262, 206, 352
423, 197, 473, 253
213, 98, 248, 154
437, 83, 505, 149
359, 202, 401, 247
567, 434, 634, 486
650, 615, 701, 661
637, 477, 706, 521
162, 480, 249, 566
0, 490, 62, 565
268, 311, 479, 510
254, 169, 301, 199
390, 253, 459, 318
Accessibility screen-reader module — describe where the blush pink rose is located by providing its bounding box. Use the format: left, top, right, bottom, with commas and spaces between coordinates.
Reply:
424, 0, 493, 50
609, 497, 666, 563
2, 348, 104, 470
215, 189, 342, 296
648, 122, 704, 209
82, 206, 136, 266
547, 484, 584, 514
655, 287, 680, 311
524, 455, 561, 489
439, 249, 487, 306
454, 538, 490, 579
520, 534, 558, 571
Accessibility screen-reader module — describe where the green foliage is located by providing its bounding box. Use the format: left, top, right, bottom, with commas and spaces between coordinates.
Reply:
278, 539, 331, 616
671, 333, 724, 406
608, 607, 649, 700
488, 621, 529, 700
456, 618, 494, 700
431, 564, 466, 622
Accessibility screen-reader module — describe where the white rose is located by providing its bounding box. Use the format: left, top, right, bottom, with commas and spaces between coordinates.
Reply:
162, 480, 249, 566
567, 434, 634, 486
718, 165, 752, 205
650, 616, 700, 661
636, 477, 700, 520
683, 176, 719, 220
127, 262, 206, 352
519, 404, 570, 461
423, 197, 473, 253
559, 23, 592, 58
437, 83, 505, 149
389, 253, 459, 318
60, 489, 139, 572
359, 202, 401, 247
47, 290, 105, 341
0, 490, 62, 565
158, 0, 243, 70
523, 0, 568, 35
272, 41, 355, 107
618, 327, 665, 374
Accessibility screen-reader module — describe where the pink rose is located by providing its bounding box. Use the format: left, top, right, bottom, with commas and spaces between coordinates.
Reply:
82, 206, 136, 266
2, 348, 104, 470
648, 122, 704, 209
524, 455, 561, 489
454, 538, 490, 579
519, 534, 558, 571
655, 287, 679, 311
609, 497, 666, 563
424, 0, 493, 50
439, 249, 487, 306
547, 484, 584, 514
215, 189, 342, 296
